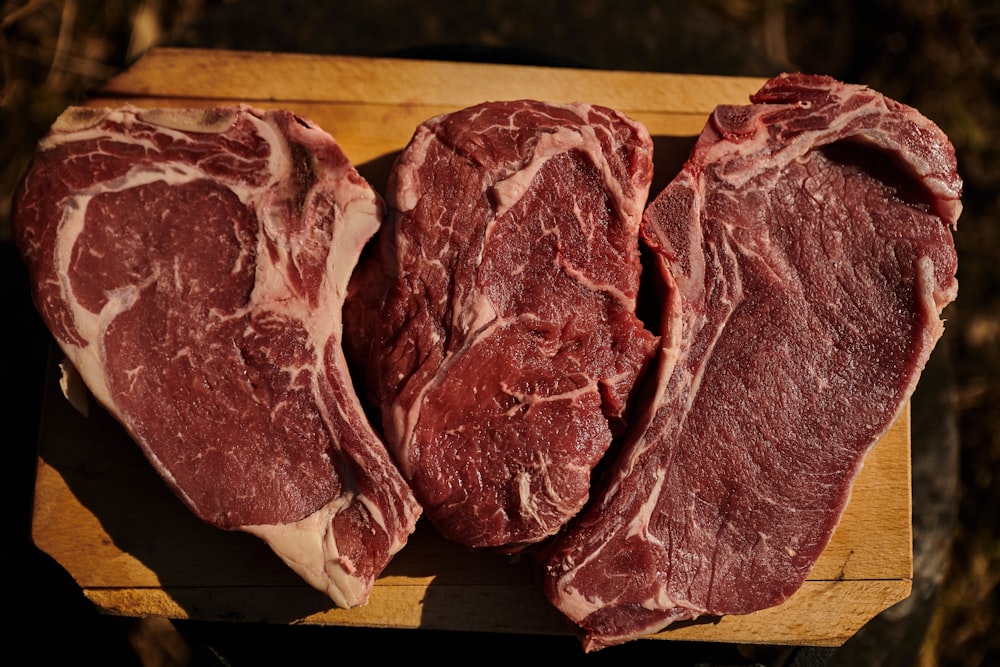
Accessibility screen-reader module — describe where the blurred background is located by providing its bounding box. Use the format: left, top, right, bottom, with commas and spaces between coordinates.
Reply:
2, 1, 996, 665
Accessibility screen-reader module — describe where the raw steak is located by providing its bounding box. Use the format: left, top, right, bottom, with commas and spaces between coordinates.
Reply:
346, 100, 658, 551
13, 105, 422, 608
541, 73, 962, 650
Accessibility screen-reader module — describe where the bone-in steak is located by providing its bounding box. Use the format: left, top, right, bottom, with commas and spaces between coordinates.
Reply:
13, 105, 421, 608
541, 74, 962, 650
346, 100, 658, 551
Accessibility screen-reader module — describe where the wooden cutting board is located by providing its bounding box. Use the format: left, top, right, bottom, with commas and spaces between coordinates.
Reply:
30, 48, 912, 647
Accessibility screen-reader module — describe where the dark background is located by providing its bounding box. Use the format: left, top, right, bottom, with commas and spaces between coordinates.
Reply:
2, 1, 996, 665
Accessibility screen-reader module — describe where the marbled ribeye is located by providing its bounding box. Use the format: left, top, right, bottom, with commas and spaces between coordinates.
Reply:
13, 105, 421, 608
541, 73, 962, 650
346, 100, 658, 552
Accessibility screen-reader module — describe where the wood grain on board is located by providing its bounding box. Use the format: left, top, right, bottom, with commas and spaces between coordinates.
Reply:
31, 48, 913, 647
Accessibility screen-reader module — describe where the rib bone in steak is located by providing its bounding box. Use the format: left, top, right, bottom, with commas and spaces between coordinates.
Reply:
541, 73, 962, 650
346, 100, 658, 551
13, 105, 422, 608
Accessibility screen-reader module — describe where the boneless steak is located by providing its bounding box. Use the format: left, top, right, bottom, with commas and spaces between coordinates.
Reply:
13, 105, 421, 607
346, 100, 658, 551
541, 74, 962, 649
